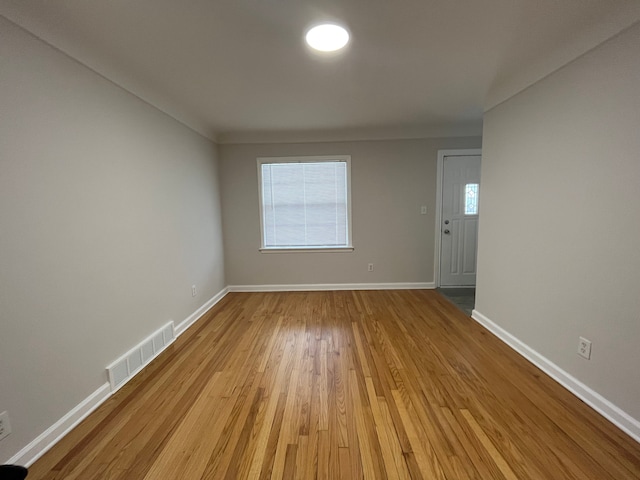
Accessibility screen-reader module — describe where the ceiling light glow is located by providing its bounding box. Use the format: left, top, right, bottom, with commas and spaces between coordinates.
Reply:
305, 24, 349, 52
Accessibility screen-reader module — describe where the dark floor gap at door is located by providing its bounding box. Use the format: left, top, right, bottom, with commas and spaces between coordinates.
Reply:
436, 287, 475, 316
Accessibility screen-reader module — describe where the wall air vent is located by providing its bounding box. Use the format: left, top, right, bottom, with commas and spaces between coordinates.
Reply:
106, 321, 175, 392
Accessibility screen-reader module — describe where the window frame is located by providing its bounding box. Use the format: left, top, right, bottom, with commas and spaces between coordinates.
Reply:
257, 155, 354, 253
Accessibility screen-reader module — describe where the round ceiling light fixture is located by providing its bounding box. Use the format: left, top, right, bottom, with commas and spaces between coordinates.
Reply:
305, 23, 350, 52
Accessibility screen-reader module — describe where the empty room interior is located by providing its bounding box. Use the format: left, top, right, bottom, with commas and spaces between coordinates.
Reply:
1, 0, 640, 478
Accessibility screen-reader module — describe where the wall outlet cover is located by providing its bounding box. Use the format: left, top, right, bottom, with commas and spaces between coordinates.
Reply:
578, 337, 592, 360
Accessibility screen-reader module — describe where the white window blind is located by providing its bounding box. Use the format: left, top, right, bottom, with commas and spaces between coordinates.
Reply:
258, 156, 351, 249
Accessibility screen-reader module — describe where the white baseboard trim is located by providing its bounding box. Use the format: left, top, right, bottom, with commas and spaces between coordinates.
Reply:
471, 309, 640, 443
228, 282, 435, 292
8, 383, 111, 467
7, 287, 230, 467
174, 287, 229, 336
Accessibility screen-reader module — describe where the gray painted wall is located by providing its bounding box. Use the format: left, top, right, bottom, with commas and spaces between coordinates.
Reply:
476, 23, 640, 420
220, 138, 481, 286
0, 18, 225, 461
5, 3, 638, 465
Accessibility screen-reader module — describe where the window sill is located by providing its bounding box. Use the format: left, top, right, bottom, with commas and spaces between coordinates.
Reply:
259, 246, 354, 254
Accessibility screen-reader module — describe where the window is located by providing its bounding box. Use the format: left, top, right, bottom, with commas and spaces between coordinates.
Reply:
464, 183, 479, 215
257, 156, 353, 251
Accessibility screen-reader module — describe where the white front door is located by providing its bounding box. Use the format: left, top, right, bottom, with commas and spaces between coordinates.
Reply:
440, 154, 481, 286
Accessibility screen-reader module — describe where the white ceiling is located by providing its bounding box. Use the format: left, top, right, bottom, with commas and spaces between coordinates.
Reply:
1, 0, 639, 143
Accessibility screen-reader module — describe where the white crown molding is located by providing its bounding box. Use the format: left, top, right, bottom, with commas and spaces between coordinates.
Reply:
471, 309, 640, 444
0, 15, 216, 143
485, 10, 640, 112
216, 124, 483, 145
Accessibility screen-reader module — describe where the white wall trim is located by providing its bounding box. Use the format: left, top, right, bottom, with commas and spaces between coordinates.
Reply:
7, 383, 111, 467
216, 124, 484, 145
434, 149, 482, 287
228, 282, 435, 292
6, 287, 230, 467
471, 309, 640, 443
174, 287, 229, 337
0, 16, 215, 143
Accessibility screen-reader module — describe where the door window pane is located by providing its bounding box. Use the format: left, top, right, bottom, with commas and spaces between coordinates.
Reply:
464, 183, 479, 215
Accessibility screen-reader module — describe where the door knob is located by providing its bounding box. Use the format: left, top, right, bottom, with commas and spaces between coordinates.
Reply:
444, 229, 450, 234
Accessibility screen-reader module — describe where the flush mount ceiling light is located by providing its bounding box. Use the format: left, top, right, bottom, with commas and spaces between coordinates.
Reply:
305, 24, 350, 52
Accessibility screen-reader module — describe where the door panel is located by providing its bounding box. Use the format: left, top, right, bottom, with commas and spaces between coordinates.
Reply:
440, 155, 481, 286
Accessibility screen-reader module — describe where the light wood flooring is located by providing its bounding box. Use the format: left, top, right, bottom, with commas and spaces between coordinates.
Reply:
28, 290, 640, 479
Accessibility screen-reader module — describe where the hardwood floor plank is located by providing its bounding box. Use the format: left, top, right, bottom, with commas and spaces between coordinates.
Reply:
319, 339, 330, 431
461, 409, 519, 480
365, 377, 408, 480
390, 388, 443, 479
247, 327, 297, 478
141, 371, 225, 480
257, 393, 287, 480
269, 323, 307, 479
349, 370, 384, 480
282, 443, 298, 479
377, 396, 412, 480
26, 290, 640, 480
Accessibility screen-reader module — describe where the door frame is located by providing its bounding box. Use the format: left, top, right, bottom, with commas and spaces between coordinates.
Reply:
434, 148, 482, 287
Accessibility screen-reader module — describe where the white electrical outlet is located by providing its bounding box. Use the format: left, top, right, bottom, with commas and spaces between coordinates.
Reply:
0, 411, 12, 441
368, 263, 374, 272
421, 206, 427, 215
191, 285, 197, 297
578, 337, 592, 360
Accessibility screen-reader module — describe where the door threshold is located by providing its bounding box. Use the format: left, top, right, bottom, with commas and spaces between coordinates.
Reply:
436, 287, 475, 316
